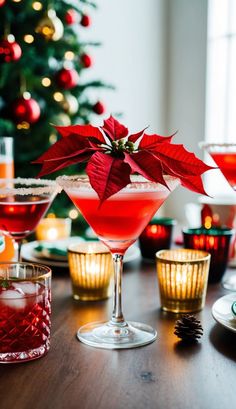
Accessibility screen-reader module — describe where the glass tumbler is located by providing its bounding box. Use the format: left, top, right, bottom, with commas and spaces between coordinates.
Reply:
0, 263, 51, 363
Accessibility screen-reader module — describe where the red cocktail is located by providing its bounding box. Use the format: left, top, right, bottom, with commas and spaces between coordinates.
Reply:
0, 178, 59, 260
0, 262, 51, 363
58, 175, 179, 349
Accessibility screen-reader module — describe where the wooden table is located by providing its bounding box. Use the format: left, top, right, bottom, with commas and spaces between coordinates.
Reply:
0, 258, 236, 409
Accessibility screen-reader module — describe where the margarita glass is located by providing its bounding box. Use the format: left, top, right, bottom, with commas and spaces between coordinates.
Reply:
0, 178, 59, 261
201, 143, 236, 289
57, 174, 179, 349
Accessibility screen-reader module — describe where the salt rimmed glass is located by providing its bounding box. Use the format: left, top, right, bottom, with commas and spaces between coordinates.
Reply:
0, 178, 60, 261
57, 174, 179, 349
200, 142, 236, 290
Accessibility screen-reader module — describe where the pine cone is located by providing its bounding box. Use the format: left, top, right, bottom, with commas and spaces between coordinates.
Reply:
174, 314, 203, 343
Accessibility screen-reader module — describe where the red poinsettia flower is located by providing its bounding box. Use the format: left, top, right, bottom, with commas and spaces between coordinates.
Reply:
34, 115, 213, 202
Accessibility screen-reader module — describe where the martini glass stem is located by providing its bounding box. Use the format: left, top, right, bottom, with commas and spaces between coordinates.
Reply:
15, 239, 22, 262
110, 253, 126, 326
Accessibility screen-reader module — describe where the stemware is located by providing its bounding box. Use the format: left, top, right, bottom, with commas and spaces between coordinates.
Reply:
0, 178, 59, 261
200, 142, 236, 289
57, 174, 179, 349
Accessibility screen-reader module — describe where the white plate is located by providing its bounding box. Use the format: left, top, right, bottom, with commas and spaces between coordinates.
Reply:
212, 293, 236, 333
21, 240, 141, 268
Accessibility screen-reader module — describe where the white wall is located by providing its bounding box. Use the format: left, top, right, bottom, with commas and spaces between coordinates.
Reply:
82, 0, 208, 223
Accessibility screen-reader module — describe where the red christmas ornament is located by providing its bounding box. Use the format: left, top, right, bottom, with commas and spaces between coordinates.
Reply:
0, 39, 22, 63
0, 0, 6, 7
80, 14, 91, 27
55, 68, 79, 89
93, 101, 105, 115
12, 96, 41, 124
80, 53, 92, 68
65, 9, 78, 25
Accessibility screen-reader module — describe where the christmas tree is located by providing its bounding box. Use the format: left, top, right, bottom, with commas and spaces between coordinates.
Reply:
0, 0, 111, 233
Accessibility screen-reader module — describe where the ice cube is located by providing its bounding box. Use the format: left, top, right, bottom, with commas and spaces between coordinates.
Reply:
12, 282, 37, 295
0, 289, 26, 309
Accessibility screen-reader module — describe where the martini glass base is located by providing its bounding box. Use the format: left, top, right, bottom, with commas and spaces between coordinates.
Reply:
77, 320, 157, 349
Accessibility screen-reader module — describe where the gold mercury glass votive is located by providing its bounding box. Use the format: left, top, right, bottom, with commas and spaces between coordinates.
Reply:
156, 249, 211, 313
68, 241, 113, 301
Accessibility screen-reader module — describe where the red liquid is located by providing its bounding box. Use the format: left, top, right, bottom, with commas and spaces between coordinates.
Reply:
0, 195, 51, 239
68, 189, 168, 252
211, 152, 236, 190
0, 283, 51, 355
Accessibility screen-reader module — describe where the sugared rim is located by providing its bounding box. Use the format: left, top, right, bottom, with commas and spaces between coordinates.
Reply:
56, 174, 180, 192
0, 262, 51, 280
0, 177, 61, 196
199, 141, 236, 149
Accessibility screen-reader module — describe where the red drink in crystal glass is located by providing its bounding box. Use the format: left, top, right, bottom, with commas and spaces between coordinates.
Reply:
0, 263, 51, 363
210, 152, 236, 190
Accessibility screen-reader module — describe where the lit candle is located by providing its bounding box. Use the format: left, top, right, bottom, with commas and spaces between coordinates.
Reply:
139, 217, 176, 260
36, 218, 72, 241
183, 227, 234, 283
68, 241, 113, 301
156, 249, 210, 313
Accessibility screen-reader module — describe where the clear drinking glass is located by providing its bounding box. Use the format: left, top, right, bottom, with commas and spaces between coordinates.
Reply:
0, 137, 14, 179
200, 142, 236, 289
0, 262, 51, 363
0, 178, 60, 261
57, 174, 179, 349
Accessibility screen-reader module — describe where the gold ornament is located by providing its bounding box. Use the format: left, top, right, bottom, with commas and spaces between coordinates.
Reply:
51, 113, 71, 126
62, 94, 79, 115
36, 9, 64, 41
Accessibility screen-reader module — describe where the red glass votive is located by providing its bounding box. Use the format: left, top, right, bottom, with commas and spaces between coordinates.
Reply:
139, 218, 176, 260
183, 227, 234, 283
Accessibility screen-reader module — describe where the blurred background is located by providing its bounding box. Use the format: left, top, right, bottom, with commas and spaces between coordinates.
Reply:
0, 0, 235, 232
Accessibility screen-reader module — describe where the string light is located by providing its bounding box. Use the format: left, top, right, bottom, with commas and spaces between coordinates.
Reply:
53, 92, 64, 102
32, 1, 42, 10
24, 34, 34, 44
49, 133, 57, 144
42, 77, 51, 87
17, 122, 30, 130
64, 51, 75, 61
69, 209, 79, 219
12, 0, 22, 3
23, 92, 31, 100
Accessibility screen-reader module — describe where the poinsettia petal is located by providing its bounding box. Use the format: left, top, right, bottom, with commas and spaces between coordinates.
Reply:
86, 151, 131, 202
179, 175, 209, 196
54, 124, 105, 143
128, 127, 148, 143
139, 132, 176, 149
34, 134, 93, 163
102, 115, 128, 141
124, 151, 168, 187
37, 151, 93, 178
151, 143, 213, 176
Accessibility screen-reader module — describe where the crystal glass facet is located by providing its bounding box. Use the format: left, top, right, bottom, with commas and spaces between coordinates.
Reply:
57, 175, 179, 349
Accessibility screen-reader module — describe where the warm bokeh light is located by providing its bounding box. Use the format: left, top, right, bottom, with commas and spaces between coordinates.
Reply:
69, 209, 79, 219
24, 34, 34, 44
42, 77, 51, 87
53, 92, 64, 102
64, 51, 75, 60
32, 1, 42, 10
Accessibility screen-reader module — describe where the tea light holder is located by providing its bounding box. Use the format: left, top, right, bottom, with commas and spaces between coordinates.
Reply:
36, 218, 72, 241
139, 217, 176, 260
68, 241, 113, 301
156, 249, 210, 313
183, 227, 234, 283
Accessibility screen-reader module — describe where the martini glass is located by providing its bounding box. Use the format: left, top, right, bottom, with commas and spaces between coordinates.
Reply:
0, 178, 60, 261
200, 143, 236, 289
57, 174, 179, 349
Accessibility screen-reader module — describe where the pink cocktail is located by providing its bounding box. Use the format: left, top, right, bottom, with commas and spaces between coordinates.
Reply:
0, 178, 59, 260
58, 175, 179, 349
0, 262, 51, 363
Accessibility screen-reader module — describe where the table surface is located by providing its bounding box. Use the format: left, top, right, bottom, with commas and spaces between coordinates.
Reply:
0, 257, 236, 409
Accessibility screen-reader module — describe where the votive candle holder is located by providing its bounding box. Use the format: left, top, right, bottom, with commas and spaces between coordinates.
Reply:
139, 217, 176, 260
36, 217, 72, 241
183, 227, 234, 283
68, 241, 113, 301
156, 249, 210, 313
